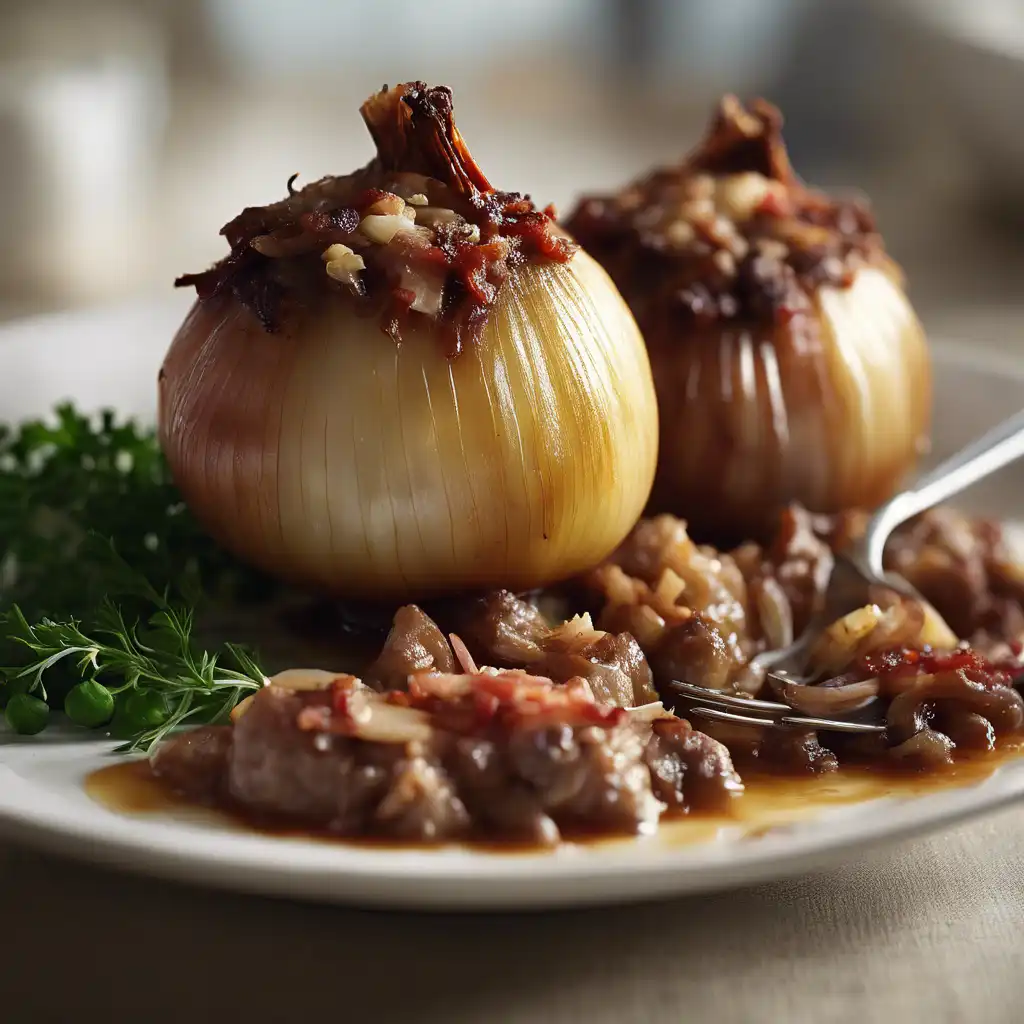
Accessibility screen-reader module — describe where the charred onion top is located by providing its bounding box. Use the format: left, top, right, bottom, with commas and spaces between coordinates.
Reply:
564, 95, 890, 331
175, 82, 577, 356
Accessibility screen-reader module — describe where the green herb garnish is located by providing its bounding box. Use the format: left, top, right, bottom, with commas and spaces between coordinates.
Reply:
0, 404, 275, 750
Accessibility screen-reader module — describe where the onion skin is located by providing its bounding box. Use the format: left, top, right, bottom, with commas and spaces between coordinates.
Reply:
644, 261, 930, 541
566, 96, 933, 544
159, 250, 658, 599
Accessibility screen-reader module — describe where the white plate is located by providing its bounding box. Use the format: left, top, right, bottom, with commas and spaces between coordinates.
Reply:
1, 300, 1023, 911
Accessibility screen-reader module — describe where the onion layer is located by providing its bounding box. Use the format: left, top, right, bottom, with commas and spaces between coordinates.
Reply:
566, 96, 932, 542
159, 251, 657, 599
645, 264, 929, 540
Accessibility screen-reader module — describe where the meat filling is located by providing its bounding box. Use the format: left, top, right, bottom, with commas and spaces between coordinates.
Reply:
153, 668, 742, 844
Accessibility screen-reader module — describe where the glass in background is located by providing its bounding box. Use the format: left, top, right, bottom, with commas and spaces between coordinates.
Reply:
0, 3, 168, 315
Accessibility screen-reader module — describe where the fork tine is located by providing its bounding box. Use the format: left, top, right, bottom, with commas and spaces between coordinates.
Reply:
778, 714, 886, 735
687, 706, 780, 728
668, 680, 792, 713
688, 704, 886, 735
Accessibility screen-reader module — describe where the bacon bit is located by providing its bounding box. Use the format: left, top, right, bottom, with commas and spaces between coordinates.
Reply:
502, 212, 576, 262
331, 684, 355, 718
479, 239, 511, 264
405, 668, 627, 734
453, 247, 497, 305
281, 660, 638, 750
756, 191, 791, 219
174, 82, 575, 351
296, 704, 333, 732
416, 244, 451, 268
473, 688, 502, 725
353, 187, 392, 209
564, 95, 884, 332
859, 646, 1016, 689
390, 287, 415, 309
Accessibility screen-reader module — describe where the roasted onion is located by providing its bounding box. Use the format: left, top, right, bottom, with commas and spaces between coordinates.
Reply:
566, 96, 931, 542
160, 82, 657, 599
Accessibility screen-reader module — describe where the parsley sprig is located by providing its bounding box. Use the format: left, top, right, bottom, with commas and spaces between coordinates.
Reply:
0, 405, 276, 749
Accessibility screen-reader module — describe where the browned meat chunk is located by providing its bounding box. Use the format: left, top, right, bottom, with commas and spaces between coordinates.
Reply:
886, 669, 1024, 754
228, 683, 469, 839
453, 717, 662, 842
644, 718, 743, 812
456, 589, 659, 708
363, 604, 456, 692
757, 728, 839, 774
150, 725, 232, 800
761, 505, 834, 635
457, 590, 549, 666
539, 621, 659, 708
651, 612, 743, 691
151, 669, 742, 845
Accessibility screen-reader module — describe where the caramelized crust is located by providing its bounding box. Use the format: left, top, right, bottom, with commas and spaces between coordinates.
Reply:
176, 82, 576, 355
565, 95, 888, 332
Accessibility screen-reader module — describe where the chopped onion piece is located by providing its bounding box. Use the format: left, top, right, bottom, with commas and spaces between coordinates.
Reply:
366, 195, 406, 217
449, 634, 479, 674
397, 266, 445, 316
773, 677, 880, 716
627, 701, 670, 722
714, 172, 775, 222
269, 668, 344, 691
353, 701, 434, 744
360, 214, 414, 245
414, 206, 461, 227
321, 243, 356, 263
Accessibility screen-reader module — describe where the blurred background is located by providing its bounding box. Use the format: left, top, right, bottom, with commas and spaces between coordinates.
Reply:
0, 0, 1022, 334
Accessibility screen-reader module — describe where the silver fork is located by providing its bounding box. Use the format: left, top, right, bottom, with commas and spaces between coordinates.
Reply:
672, 408, 1024, 735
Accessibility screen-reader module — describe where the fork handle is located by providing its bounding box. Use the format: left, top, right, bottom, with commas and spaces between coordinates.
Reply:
861, 408, 1024, 575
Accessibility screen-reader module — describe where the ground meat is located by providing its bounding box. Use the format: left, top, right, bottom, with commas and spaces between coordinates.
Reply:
472, 719, 664, 840
363, 604, 456, 692
455, 589, 549, 666
581, 505, 1024, 772
651, 613, 743, 691
150, 503, 1024, 844
757, 728, 839, 774
454, 589, 659, 708
227, 686, 412, 833
585, 515, 759, 694
886, 670, 1024, 751
759, 505, 834, 635
564, 95, 884, 333
372, 753, 471, 840
151, 669, 742, 844
881, 508, 1024, 644
149, 725, 232, 800
644, 717, 743, 812
538, 624, 659, 708
176, 82, 574, 354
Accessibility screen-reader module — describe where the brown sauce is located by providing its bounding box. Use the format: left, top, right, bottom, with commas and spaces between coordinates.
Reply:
85, 736, 1024, 852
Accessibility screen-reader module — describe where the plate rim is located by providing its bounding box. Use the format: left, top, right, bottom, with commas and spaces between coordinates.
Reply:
3, 742, 1024, 910
1, 301, 1024, 909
